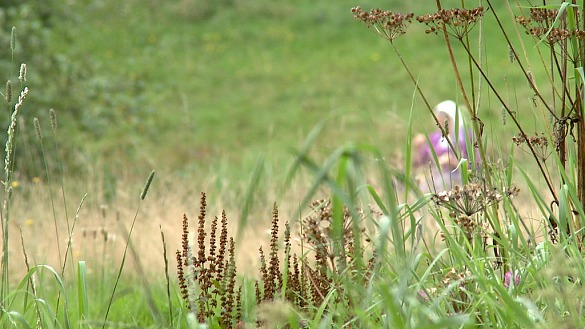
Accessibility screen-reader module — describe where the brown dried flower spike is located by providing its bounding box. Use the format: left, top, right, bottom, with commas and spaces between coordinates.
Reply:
351, 7, 414, 42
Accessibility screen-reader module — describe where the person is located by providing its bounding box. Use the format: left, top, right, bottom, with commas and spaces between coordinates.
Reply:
412, 100, 474, 191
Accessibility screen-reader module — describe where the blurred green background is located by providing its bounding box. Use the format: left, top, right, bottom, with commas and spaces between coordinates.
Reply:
0, 0, 542, 188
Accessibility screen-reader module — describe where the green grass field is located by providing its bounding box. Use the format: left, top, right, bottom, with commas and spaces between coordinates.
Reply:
42, 0, 541, 172
1, 1, 582, 328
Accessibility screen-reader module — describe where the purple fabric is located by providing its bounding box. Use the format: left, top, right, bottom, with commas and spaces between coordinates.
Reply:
504, 271, 520, 288
418, 129, 471, 171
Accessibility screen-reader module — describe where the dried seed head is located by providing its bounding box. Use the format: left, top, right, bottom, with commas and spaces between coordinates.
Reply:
33, 118, 42, 141
506, 186, 520, 198
100, 204, 107, 219
5, 80, 12, 104
508, 45, 515, 63
527, 71, 534, 88
49, 109, 57, 130
352, 7, 414, 42
432, 182, 506, 217
18, 64, 26, 82
5, 87, 30, 178
512, 132, 550, 161
417, 7, 484, 39
10, 27, 16, 51
140, 170, 155, 200
443, 117, 449, 137
516, 9, 578, 44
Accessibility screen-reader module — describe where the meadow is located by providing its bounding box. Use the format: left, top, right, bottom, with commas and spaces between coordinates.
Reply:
0, 0, 582, 328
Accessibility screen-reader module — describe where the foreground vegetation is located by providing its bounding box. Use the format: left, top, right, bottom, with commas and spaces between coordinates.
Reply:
2, 1, 585, 328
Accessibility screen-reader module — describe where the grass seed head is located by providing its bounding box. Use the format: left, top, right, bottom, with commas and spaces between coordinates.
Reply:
5, 80, 11, 104
33, 117, 42, 141
18, 63, 26, 82
10, 27, 16, 51
140, 170, 155, 200
49, 108, 57, 130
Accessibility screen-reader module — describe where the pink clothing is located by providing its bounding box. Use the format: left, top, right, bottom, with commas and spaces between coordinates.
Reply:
415, 129, 477, 191
417, 130, 471, 171
413, 100, 479, 190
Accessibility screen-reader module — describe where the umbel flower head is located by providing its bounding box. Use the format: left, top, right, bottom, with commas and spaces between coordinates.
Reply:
351, 6, 414, 42
516, 8, 581, 44
512, 132, 550, 161
432, 182, 514, 217
417, 7, 484, 39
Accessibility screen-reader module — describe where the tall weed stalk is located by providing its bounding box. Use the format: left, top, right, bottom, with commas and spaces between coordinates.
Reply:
1, 26, 26, 317
345, 0, 585, 326
353, 0, 585, 244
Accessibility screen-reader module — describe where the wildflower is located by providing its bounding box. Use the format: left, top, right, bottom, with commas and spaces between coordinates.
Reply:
418, 289, 430, 302
504, 271, 520, 288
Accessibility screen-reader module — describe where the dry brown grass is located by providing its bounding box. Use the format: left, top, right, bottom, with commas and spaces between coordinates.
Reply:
6, 165, 316, 281
6, 156, 551, 287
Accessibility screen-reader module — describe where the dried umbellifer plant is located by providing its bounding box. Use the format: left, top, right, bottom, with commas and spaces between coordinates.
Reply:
353, 1, 585, 249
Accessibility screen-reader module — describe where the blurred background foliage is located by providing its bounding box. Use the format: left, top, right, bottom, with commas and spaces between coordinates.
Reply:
0, 0, 151, 178
0, 1, 538, 183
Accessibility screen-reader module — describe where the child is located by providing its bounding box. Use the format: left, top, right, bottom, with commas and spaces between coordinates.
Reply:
413, 100, 474, 191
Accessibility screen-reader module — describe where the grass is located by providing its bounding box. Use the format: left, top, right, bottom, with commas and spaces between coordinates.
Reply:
2, 0, 585, 328
42, 0, 543, 173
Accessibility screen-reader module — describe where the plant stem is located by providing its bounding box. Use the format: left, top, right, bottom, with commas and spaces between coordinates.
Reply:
459, 40, 558, 201
388, 41, 460, 160
435, 0, 488, 181
487, 0, 555, 117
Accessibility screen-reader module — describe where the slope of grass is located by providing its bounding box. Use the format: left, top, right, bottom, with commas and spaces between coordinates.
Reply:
42, 0, 542, 176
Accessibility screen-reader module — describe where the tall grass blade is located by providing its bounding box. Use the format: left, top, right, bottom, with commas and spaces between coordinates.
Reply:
404, 102, 415, 200
237, 156, 264, 243
102, 170, 155, 328
117, 215, 162, 324
12, 264, 71, 329
77, 261, 88, 324
1, 311, 31, 329
293, 145, 355, 217
160, 226, 173, 327
281, 120, 325, 197
34, 118, 63, 269
309, 290, 336, 328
